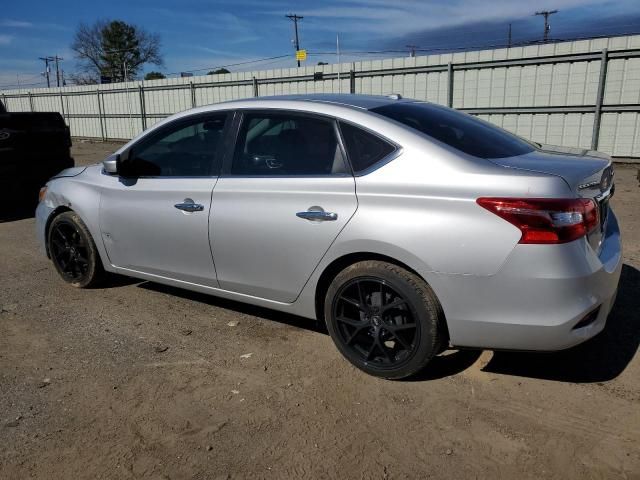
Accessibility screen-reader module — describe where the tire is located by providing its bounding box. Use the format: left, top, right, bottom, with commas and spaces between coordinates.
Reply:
47, 211, 104, 288
324, 260, 443, 379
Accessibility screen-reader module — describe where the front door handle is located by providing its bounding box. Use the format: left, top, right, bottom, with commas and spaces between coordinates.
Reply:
296, 209, 338, 221
175, 198, 204, 212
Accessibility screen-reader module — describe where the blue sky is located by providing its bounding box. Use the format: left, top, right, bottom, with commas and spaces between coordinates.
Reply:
1, 0, 639, 89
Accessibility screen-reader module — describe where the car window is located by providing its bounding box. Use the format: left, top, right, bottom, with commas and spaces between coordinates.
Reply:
339, 122, 396, 173
130, 114, 227, 177
371, 102, 535, 159
231, 112, 347, 176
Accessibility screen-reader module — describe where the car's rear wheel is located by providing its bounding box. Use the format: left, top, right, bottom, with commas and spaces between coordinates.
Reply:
48, 211, 104, 288
324, 260, 443, 379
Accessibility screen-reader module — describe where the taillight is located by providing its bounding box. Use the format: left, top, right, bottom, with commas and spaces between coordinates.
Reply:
477, 197, 599, 244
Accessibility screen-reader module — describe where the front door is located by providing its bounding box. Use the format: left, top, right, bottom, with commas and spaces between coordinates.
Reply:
210, 110, 357, 303
99, 113, 229, 286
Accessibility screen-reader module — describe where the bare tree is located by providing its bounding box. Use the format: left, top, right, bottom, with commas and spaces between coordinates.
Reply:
71, 19, 163, 83
67, 72, 99, 85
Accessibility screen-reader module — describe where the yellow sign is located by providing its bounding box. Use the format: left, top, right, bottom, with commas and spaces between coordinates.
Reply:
295, 49, 307, 61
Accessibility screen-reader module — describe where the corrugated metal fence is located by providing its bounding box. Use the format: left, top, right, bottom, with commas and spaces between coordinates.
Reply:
2, 34, 640, 157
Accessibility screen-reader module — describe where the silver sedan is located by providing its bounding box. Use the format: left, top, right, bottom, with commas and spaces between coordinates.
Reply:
36, 94, 622, 379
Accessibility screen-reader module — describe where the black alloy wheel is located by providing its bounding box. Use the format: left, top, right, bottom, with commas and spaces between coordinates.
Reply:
333, 277, 419, 367
325, 261, 443, 379
48, 211, 104, 288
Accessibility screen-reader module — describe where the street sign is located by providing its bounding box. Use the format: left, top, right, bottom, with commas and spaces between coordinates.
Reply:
295, 49, 307, 62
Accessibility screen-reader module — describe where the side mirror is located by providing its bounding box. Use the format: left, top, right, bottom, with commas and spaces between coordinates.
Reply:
103, 154, 119, 174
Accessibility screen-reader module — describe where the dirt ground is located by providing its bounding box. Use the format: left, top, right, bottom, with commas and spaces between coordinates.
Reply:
1, 140, 639, 479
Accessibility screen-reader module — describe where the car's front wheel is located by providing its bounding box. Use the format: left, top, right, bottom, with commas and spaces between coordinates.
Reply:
48, 211, 104, 288
324, 260, 444, 379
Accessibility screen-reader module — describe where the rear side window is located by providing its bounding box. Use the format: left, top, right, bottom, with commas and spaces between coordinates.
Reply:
339, 122, 396, 173
371, 102, 535, 159
231, 112, 347, 176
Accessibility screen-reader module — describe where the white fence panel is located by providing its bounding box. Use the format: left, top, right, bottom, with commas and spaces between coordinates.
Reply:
2, 34, 640, 156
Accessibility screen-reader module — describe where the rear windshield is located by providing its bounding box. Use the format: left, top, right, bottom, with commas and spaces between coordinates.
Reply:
371, 102, 535, 159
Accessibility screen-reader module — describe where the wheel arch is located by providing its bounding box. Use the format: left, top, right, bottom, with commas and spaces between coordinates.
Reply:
43, 206, 73, 258
313, 251, 450, 343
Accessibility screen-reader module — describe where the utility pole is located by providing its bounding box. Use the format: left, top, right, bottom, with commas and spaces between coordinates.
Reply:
508, 23, 512, 47
535, 10, 558, 42
39, 56, 52, 88
53, 55, 63, 87
406, 45, 418, 58
286, 14, 304, 67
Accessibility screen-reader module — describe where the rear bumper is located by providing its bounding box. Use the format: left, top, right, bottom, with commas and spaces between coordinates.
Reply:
437, 210, 622, 351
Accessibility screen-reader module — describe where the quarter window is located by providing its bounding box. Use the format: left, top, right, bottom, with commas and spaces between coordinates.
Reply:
339, 122, 396, 173
127, 114, 227, 177
231, 112, 347, 176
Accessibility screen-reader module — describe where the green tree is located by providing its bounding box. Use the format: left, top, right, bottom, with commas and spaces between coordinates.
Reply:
71, 19, 163, 83
144, 71, 166, 80
207, 68, 230, 75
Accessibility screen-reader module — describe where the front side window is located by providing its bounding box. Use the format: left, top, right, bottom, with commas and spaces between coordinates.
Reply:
371, 102, 535, 159
231, 112, 347, 176
127, 114, 227, 177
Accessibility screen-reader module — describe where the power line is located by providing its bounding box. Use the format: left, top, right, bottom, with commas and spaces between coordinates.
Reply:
4, 28, 640, 90
163, 54, 292, 77
286, 14, 304, 67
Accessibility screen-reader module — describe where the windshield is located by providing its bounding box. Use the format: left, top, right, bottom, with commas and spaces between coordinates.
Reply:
371, 102, 535, 159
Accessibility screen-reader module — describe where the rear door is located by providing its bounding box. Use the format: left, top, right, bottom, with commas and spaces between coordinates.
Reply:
210, 110, 357, 303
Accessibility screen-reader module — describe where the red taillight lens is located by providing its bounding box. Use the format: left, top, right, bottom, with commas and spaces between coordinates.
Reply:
477, 197, 599, 244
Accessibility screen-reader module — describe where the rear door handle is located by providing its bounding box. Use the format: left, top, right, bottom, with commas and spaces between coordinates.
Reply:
175, 198, 204, 212
296, 210, 338, 221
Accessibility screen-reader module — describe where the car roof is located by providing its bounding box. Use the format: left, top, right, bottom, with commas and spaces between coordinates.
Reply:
216, 94, 412, 111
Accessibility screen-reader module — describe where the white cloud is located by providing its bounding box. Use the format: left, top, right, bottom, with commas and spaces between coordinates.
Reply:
0, 35, 13, 45
270, 0, 639, 36
0, 19, 33, 28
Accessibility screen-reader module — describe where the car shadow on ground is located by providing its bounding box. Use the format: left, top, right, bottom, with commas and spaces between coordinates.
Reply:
136, 264, 639, 383
481, 263, 640, 383
137, 282, 328, 334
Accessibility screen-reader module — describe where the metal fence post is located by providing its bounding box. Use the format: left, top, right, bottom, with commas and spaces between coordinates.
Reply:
59, 92, 65, 121
28, 92, 34, 112
591, 48, 609, 151
447, 62, 454, 108
190, 82, 196, 108
349, 70, 356, 94
97, 91, 105, 142
138, 85, 147, 131
253, 76, 259, 97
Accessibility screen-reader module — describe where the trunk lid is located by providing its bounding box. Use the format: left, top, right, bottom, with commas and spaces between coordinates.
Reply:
488, 144, 614, 252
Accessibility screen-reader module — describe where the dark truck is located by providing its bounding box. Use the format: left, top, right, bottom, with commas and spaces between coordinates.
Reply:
0, 99, 73, 214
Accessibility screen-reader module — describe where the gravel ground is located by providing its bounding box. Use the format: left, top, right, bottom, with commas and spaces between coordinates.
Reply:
1, 140, 639, 479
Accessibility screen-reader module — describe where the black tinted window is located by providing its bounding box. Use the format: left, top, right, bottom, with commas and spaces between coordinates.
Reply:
371, 102, 534, 159
129, 114, 227, 176
231, 113, 347, 176
339, 122, 396, 173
